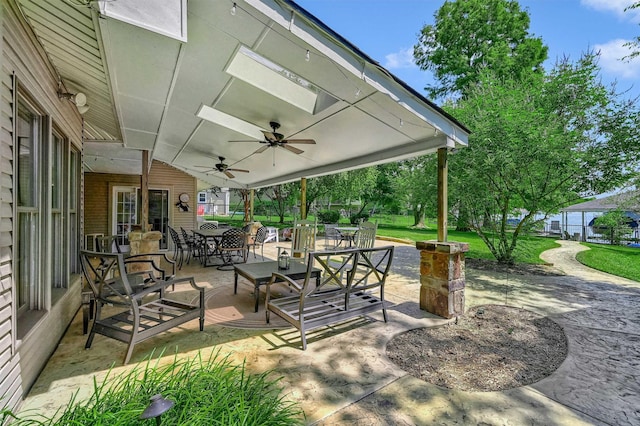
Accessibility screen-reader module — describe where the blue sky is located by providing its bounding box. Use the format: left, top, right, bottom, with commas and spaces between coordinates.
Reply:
295, 0, 640, 100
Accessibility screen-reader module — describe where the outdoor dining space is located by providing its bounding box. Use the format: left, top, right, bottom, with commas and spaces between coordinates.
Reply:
26, 236, 440, 421
21, 236, 621, 425
79, 220, 393, 364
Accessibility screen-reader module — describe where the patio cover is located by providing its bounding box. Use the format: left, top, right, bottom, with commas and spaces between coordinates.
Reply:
17, 0, 469, 189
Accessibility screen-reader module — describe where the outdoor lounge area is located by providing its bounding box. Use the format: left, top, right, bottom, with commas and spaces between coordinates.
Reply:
18, 239, 640, 425
2, 1, 639, 424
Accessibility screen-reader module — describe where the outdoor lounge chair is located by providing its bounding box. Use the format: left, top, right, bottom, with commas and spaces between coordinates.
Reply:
80, 250, 205, 364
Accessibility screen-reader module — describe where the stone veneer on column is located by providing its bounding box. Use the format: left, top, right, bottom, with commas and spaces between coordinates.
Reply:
417, 240, 469, 319
128, 231, 162, 272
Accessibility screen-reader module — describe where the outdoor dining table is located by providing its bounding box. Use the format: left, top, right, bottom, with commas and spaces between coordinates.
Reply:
192, 228, 228, 267
335, 226, 359, 247
233, 260, 321, 312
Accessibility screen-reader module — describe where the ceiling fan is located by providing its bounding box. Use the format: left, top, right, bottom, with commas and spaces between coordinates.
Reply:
194, 156, 249, 179
230, 121, 316, 155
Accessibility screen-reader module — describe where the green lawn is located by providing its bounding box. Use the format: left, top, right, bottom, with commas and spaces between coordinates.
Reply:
376, 225, 559, 265
220, 215, 558, 265
576, 243, 640, 282
223, 214, 640, 279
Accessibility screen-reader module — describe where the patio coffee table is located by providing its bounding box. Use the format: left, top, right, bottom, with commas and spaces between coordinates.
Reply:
234, 261, 321, 312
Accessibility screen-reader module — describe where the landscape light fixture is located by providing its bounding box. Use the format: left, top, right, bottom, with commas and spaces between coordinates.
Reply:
140, 394, 174, 425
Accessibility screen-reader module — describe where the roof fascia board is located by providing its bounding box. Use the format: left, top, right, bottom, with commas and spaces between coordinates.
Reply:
245, 0, 469, 145
249, 134, 453, 189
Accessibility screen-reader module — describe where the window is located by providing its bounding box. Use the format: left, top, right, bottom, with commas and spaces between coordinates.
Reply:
198, 192, 206, 203
15, 86, 81, 334
16, 98, 43, 316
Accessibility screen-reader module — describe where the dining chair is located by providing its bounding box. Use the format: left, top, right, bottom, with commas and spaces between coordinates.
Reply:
95, 235, 124, 254
217, 228, 247, 270
323, 224, 340, 249
168, 226, 186, 269
247, 226, 268, 260
180, 227, 195, 264
290, 218, 317, 260
355, 221, 377, 249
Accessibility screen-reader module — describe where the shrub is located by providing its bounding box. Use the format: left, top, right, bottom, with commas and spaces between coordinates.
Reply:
349, 212, 369, 225
317, 210, 340, 223
7, 351, 304, 425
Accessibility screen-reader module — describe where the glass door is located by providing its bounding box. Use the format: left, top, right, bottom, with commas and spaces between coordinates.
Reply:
148, 189, 169, 250
112, 186, 138, 251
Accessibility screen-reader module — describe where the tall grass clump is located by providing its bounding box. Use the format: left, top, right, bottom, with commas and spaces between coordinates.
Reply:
6, 351, 304, 425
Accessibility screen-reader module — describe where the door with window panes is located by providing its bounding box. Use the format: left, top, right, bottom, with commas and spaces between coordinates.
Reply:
112, 187, 169, 251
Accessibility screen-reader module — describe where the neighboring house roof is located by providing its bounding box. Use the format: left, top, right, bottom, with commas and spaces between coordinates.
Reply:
16, 0, 469, 189
561, 191, 640, 213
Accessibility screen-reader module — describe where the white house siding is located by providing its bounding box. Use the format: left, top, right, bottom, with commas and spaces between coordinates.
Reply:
1, 0, 84, 412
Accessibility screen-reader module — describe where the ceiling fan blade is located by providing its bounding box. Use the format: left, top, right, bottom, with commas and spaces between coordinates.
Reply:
229, 139, 260, 143
224, 171, 235, 179
283, 138, 316, 144
282, 144, 304, 155
262, 130, 278, 142
194, 165, 214, 168
228, 168, 250, 173
254, 145, 270, 154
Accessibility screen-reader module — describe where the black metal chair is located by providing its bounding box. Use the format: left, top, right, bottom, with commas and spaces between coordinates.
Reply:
168, 226, 186, 269
95, 235, 124, 254
247, 226, 268, 260
80, 250, 203, 363
180, 227, 195, 265
217, 228, 247, 270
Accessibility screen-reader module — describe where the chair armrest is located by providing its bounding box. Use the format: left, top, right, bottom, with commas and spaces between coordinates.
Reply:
131, 276, 203, 301
125, 253, 177, 280
267, 272, 303, 292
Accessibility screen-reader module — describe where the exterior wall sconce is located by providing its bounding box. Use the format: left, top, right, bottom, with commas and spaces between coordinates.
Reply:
58, 89, 90, 114
176, 193, 190, 212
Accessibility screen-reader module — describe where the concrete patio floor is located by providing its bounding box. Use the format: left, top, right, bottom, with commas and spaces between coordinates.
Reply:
18, 239, 640, 425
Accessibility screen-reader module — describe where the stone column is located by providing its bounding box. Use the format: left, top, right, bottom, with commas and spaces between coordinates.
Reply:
128, 231, 162, 273
417, 240, 469, 319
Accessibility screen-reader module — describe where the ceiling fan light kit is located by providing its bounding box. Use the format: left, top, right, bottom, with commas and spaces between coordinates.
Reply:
194, 156, 249, 179
229, 121, 316, 157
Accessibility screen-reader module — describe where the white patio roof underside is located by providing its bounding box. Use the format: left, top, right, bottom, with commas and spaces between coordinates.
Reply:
17, 0, 468, 189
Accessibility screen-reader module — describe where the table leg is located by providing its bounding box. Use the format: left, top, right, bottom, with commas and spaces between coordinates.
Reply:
234, 271, 238, 294
254, 284, 260, 313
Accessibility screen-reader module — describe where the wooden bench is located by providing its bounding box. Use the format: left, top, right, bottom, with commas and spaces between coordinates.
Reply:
265, 245, 394, 350
80, 250, 205, 364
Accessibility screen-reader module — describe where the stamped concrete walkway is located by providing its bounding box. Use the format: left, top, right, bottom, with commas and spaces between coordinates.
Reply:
19, 240, 640, 425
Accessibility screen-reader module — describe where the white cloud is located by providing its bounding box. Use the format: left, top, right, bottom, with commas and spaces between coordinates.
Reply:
384, 47, 416, 69
581, 0, 640, 22
594, 39, 640, 78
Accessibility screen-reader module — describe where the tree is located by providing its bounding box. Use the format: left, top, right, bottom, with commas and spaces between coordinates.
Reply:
304, 175, 339, 215
624, 1, 640, 60
328, 168, 379, 215
592, 210, 631, 245
447, 54, 640, 263
264, 183, 297, 223
392, 157, 438, 227
413, 0, 547, 100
